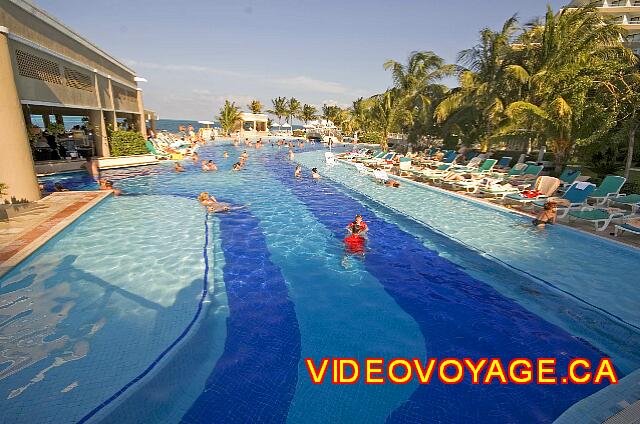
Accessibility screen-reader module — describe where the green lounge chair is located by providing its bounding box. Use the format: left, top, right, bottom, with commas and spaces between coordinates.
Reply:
410, 163, 451, 179
470, 158, 498, 174
589, 175, 627, 205
492, 163, 528, 179
360, 151, 386, 164
568, 207, 635, 231
533, 182, 596, 218
608, 194, 640, 213
614, 220, 640, 237
145, 139, 170, 159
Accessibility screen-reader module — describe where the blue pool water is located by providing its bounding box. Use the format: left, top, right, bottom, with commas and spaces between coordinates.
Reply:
1, 141, 639, 423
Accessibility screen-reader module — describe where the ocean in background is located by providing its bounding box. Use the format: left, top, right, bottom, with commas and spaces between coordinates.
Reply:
29, 116, 304, 133
155, 119, 217, 133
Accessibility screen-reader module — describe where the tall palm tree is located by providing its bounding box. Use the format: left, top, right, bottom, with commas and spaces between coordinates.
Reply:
268, 97, 288, 124
384, 51, 455, 143
434, 16, 520, 150
300, 104, 318, 124
217, 100, 241, 136
371, 90, 410, 150
248, 100, 263, 114
287, 97, 302, 125
499, 6, 635, 172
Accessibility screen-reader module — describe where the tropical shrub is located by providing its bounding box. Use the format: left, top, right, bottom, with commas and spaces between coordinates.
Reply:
109, 130, 148, 156
292, 130, 305, 137
0, 182, 7, 196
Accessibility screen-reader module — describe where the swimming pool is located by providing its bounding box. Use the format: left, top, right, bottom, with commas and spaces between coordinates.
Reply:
1, 141, 638, 423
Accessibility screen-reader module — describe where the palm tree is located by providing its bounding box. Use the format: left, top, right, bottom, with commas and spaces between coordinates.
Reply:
371, 90, 410, 150
384, 51, 455, 143
499, 6, 635, 172
287, 97, 302, 125
434, 16, 520, 150
248, 100, 263, 114
300, 104, 318, 124
217, 100, 241, 136
268, 97, 288, 124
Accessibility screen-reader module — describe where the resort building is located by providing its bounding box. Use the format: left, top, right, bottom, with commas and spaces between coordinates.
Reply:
237, 112, 269, 137
567, 0, 640, 54
0, 0, 147, 203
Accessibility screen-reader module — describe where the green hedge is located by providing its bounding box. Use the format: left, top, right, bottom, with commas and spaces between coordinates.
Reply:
361, 131, 383, 144
109, 130, 148, 156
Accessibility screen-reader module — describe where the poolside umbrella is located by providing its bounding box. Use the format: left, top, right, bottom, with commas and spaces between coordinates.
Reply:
271, 123, 281, 128
281, 123, 292, 128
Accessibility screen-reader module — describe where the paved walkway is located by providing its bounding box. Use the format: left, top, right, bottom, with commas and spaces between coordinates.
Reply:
0, 191, 111, 278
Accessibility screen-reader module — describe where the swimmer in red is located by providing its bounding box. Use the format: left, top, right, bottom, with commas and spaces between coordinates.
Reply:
346, 214, 368, 236
342, 214, 368, 268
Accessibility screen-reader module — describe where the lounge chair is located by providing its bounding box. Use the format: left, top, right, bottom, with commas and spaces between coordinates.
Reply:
399, 157, 412, 171
588, 175, 626, 205
410, 163, 451, 179
507, 164, 543, 187
359, 151, 386, 163
470, 158, 498, 175
558, 168, 581, 188
373, 169, 389, 183
492, 162, 528, 178
477, 180, 521, 198
494, 156, 513, 171
608, 193, 640, 213
568, 207, 635, 231
532, 182, 596, 219
614, 217, 640, 237
452, 156, 483, 172
145, 139, 171, 159
503, 176, 561, 205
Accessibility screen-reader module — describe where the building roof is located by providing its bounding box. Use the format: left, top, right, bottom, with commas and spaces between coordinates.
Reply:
5, 0, 136, 76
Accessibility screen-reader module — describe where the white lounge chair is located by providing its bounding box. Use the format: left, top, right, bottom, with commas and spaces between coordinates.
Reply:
373, 169, 389, 183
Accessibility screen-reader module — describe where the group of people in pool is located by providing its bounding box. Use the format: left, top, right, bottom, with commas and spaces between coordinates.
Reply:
294, 165, 320, 179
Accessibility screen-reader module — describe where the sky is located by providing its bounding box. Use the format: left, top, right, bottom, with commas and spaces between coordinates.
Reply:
34, 0, 567, 121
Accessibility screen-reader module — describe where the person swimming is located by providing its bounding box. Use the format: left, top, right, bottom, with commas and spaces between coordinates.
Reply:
104, 180, 122, 196
207, 160, 218, 171
311, 168, 320, 179
342, 215, 368, 268
197, 191, 244, 213
346, 214, 368, 236
532, 201, 557, 227
294, 165, 302, 177
175, 162, 185, 172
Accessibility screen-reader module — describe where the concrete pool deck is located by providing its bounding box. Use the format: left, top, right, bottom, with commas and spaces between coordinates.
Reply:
0, 190, 112, 278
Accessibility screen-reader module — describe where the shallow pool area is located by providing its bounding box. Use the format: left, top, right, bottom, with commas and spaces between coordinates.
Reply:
1, 141, 638, 424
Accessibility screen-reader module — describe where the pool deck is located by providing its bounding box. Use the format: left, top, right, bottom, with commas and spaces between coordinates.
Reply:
0, 190, 112, 278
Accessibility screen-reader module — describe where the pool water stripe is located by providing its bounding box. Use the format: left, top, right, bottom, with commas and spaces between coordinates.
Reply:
265, 156, 610, 423
180, 208, 301, 424
76, 212, 212, 424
